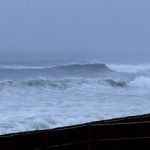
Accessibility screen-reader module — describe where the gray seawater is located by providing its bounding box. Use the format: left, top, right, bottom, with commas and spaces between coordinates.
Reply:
0, 62, 150, 135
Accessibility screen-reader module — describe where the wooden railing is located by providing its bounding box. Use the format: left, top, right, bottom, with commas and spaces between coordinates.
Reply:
0, 114, 150, 150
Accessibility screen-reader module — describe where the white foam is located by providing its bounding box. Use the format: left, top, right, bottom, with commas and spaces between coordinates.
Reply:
1, 63, 150, 135
130, 76, 150, 89
0, 76, 150, 135
108, 64, 150, 73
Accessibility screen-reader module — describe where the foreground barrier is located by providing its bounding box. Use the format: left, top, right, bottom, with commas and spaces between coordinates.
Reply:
0, 114, 150, 150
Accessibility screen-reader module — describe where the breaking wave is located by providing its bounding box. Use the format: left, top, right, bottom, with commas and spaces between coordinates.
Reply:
1, 62, 150, 135
108, 64, 150, 73
105, 79, 127, 87
0, 79, 101, 89
0, 78, 128, 89
54, 63, 112, 71
0, 63, 113, 71
1, 63, 150, 89
129, 76, 150, 89
0, 63, 116, 80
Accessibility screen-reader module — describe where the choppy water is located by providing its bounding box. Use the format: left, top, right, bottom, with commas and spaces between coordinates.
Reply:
0, 62, 150, 135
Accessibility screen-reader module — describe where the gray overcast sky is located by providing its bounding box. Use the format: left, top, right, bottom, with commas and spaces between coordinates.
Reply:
0, 0, 150, 63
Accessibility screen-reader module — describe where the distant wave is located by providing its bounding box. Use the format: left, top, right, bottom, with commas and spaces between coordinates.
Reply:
0, 63, 116, 80
0, 65, 48, 70
0, 63, 112, 71
54, 63, 111, 70
1, 63, 150, 85
1, 63, 150, 73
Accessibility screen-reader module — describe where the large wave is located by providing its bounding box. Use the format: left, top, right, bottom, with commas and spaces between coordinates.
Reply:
1, 63, 150, 136
0, 79, 103, 89
0, 63, 116, 80
0, 78, 134, 90
1, 63, 150, 89
0, 63, 112, 71
1, 76, 150, 90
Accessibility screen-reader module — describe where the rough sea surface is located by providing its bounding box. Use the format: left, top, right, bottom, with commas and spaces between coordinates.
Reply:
0, 62, 150, 135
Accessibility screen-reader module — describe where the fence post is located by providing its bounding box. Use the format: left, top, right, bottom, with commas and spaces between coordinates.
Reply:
43, 132, 49, 149
88, 125, 91, 150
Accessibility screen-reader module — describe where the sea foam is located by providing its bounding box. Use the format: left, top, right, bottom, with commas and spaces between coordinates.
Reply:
0, 63, 150, 135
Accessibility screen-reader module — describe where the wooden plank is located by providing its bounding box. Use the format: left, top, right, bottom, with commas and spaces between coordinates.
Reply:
91, 113, 150, 124
0, 126, 87, 150
91, 121, 150, 140
91, 137, 150, 150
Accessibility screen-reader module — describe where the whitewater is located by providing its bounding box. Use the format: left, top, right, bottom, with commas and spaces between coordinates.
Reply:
0, 62, 150, 135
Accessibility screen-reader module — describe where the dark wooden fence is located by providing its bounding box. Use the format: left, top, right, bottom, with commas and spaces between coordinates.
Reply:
0, 114, 150, 150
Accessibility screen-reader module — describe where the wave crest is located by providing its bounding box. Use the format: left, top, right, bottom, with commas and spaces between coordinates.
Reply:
0, 63, 116, 80
105, 79, 127, 87
0, 63, 113, 72
0, 78, 129, 90
129, 76, 150, 88
55, 63, 111, 71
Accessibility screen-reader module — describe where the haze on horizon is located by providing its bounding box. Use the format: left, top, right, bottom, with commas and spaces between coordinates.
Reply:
0, 0, 150, 64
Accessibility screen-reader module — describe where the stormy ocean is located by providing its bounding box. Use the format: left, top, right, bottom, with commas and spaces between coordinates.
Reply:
0, 61, 150, 135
